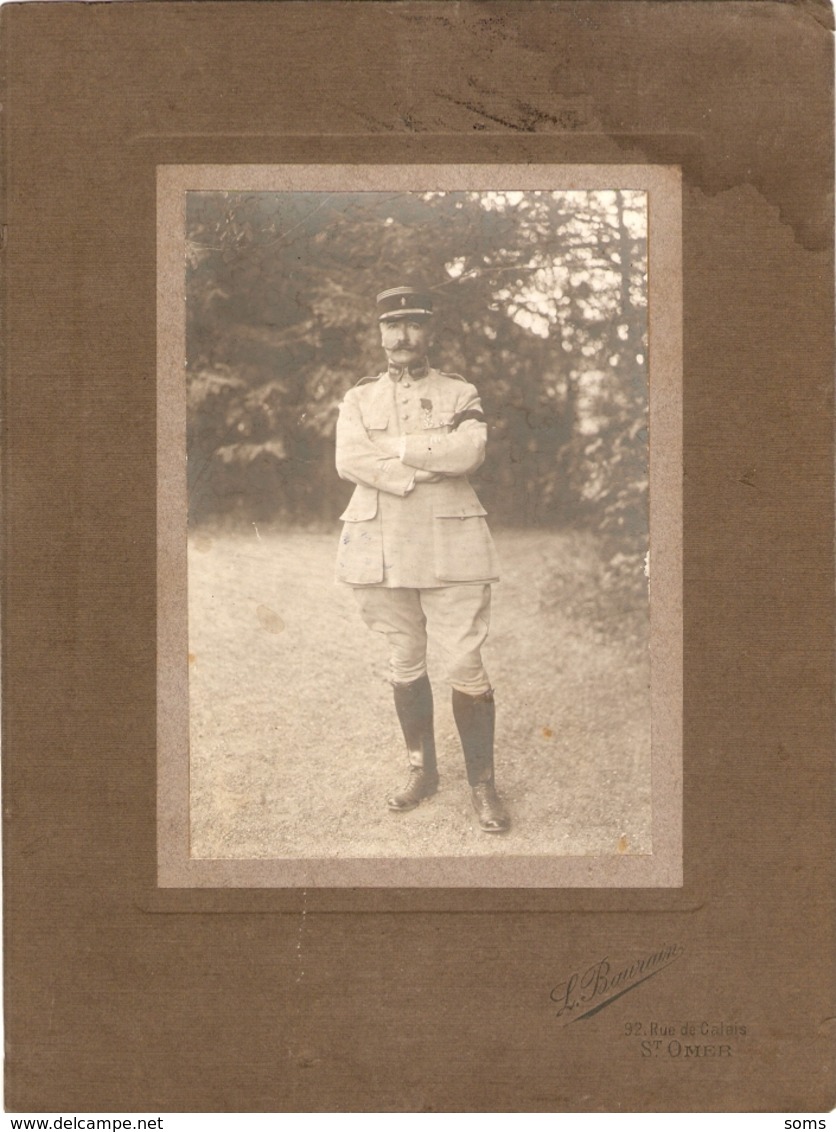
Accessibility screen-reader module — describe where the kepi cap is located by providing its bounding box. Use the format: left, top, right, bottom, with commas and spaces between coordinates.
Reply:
376, 286, 434, 321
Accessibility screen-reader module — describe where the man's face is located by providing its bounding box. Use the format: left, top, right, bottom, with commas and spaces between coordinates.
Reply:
379, 317, 433, 365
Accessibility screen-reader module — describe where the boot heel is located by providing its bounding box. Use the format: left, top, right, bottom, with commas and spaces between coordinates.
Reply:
471, 782, 509, 832
387, 767, 439, 812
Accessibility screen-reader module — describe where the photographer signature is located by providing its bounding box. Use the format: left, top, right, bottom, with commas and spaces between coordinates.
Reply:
550, 943, 684, 1023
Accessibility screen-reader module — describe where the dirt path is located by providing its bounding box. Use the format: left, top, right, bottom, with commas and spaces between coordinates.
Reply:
188, 527, 651, 859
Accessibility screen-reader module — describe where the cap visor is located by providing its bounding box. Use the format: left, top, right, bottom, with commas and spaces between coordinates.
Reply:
378, 308, 433, 321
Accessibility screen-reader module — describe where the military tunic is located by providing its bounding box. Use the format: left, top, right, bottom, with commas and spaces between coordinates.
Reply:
335, 367, 500, 588
335, 364, 498, 694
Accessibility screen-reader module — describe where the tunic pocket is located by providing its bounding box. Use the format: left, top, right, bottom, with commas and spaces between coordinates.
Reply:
421, 411, 455, 431
364, 410, 390, 432
432, 501, 499, 582
338, 487, 378, 522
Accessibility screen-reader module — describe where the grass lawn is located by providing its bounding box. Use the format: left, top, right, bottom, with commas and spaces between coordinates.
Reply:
188, 525, 651, 859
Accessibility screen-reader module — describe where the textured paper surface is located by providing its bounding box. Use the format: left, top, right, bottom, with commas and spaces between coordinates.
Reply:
3, 0, 833, 1112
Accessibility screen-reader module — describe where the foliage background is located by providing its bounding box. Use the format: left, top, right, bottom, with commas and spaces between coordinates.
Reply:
185, 190, 651, 857
186, 189, 648, 616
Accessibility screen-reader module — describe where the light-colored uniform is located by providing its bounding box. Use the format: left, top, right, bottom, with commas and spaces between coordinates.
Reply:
335, 365, 499, 694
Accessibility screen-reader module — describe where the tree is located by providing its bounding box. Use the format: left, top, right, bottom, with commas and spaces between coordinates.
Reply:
184, 189, 648, 590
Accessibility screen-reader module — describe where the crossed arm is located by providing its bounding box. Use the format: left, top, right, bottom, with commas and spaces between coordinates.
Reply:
335, 385, 487, 496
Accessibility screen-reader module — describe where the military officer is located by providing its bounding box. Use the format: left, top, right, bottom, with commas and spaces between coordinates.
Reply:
334, 285, 510, 833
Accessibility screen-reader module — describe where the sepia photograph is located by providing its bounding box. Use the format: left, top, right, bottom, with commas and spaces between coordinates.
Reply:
5, 0, 832, 1113
157, 165, 682, 887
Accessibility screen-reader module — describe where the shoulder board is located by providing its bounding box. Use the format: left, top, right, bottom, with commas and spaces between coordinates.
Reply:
353, 373, 385, 388
438, 370, 468, 383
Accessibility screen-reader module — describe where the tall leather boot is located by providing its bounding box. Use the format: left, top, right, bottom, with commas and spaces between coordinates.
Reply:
387, 674, 439, 812
452, 688, 510, 833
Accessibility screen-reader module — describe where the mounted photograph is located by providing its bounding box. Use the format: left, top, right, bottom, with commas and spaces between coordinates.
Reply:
157, 165, 682, 887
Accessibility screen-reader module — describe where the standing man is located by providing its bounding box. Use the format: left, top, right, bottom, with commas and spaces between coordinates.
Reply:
335, 284, 510, 833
